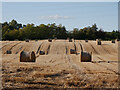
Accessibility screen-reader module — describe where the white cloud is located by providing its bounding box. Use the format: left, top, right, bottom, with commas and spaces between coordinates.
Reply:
40, 15, 73, 20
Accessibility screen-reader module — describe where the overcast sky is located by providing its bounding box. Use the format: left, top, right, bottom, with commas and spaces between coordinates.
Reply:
2, 2, 118, 31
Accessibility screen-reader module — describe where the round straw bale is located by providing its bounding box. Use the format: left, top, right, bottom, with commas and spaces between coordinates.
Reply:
48, 39, 52, 42
85, 40, 88, 42
69, 39, 72, 42
111, 40, 115, 43
6, 50, 12, 54
30, 51, 36, 62
35, 39, 38, 42
39, 51, 45, 55
116, 39, 119, 41
80, 52, 92, 62
70, 49, 76, 54
97, 41, 101, 45
96, 39, 101, 45
25, 39, 29, 42
54, 37, 57, 40
20, 51, 31, 62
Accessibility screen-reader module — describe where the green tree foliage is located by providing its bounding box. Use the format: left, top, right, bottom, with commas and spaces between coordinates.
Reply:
1, 19, 120, 40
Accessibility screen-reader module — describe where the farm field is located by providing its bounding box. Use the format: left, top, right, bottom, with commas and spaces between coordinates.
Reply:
0, 40, 119, 89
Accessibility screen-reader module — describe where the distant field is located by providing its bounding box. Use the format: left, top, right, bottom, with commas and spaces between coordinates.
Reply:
1, 40, 119, 89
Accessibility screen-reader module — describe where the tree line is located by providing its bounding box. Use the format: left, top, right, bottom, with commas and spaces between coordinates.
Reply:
1, 19, 120, 40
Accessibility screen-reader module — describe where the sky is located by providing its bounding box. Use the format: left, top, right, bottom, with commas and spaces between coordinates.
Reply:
2, 2, 118, 31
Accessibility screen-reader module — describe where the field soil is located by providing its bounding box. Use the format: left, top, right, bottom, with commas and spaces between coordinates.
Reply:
0, 40, 119, 89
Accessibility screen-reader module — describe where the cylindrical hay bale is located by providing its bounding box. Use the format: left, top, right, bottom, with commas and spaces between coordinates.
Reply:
6, 50, 12, 54
20, 51, 30, 62
54, 37, 57, 40
80, 52, 92, 62
25, 39, 29, 42
97, 41, 101, 45
115, 39, 119, 42
30, 51, 36, 62
96, 39, 101, 45
70, 49, 76, 54
39, 51, 45, 55
85, 40, 88, 42
35, 39, 38, 42
111, 40, 115, 43
48, 39, 52, 42
69, 39, 72, 42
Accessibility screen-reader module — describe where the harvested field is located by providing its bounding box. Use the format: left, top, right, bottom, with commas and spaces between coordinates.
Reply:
1, 40, 119, 89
